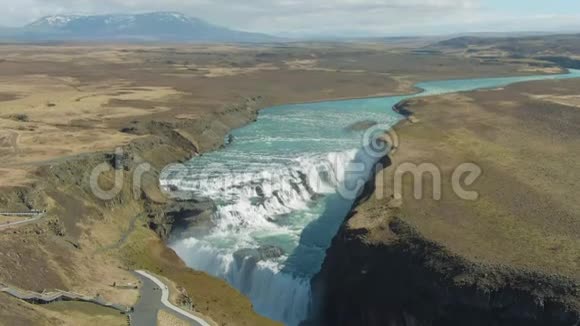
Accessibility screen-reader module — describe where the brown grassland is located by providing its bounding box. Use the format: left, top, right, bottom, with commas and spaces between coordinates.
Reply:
0, 39, 576, 325
344, 77, 580, 315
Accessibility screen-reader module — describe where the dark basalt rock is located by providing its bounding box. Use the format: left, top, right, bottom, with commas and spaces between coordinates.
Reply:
309, 217, 580, 326
153, 198, 217, 241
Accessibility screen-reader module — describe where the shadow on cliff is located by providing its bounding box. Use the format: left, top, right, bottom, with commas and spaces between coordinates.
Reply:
280, 149, 393, 323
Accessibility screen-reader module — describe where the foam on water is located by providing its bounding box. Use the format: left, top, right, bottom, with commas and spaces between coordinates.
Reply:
164, 70, 580, 325
173, 238, 312, 324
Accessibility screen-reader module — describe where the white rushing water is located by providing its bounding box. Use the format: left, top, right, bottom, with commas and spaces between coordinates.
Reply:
163, 70, 580, 325
167, 146, 379, 324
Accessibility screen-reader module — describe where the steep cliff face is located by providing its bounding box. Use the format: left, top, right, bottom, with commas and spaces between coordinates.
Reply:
0, 97, 278, 326
139, 97, 262, 239
310, 87, 580, 326
312, 214, 580, 326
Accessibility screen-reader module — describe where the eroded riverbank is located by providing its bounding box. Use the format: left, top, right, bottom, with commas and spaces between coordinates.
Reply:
2, 41, 580, 325
164, 70, 580, 325
311, 76, 580, 326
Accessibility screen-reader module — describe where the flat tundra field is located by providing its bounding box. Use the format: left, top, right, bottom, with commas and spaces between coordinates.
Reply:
0, 40, 577, 325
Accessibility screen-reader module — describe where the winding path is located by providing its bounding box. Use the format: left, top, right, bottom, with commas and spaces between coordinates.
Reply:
133, 270, 211, 326
0, 283, 130, 312
0, 213, 43, 231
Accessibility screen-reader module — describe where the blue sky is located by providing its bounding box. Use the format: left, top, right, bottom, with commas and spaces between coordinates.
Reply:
1, 0, 579, 36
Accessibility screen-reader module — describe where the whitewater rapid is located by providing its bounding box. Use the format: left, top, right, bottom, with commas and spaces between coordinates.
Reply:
165, 144, 385, 325
162, 70, 580, 325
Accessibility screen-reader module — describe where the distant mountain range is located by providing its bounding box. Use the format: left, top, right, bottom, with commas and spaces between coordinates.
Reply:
0, 13, 578, 44
0, 12, 279, 43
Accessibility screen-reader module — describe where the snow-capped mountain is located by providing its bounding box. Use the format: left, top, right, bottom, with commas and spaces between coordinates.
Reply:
11, 12, 277, 42
27, 15, 82, 28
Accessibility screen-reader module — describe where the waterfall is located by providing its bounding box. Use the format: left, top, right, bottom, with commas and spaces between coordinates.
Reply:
161, 69, 580, 325
167, 146, 381, 325
172, 238, 312, 325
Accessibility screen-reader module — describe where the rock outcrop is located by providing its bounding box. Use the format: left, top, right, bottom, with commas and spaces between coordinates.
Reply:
311, 215, 580, 326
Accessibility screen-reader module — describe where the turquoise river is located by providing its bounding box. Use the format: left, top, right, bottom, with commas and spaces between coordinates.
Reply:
162, 70, 580, 325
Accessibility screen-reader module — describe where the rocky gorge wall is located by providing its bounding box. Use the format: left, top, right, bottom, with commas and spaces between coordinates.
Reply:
309, 131, 580, 326
311, 215, 580, 326
0, 96, 279, 326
